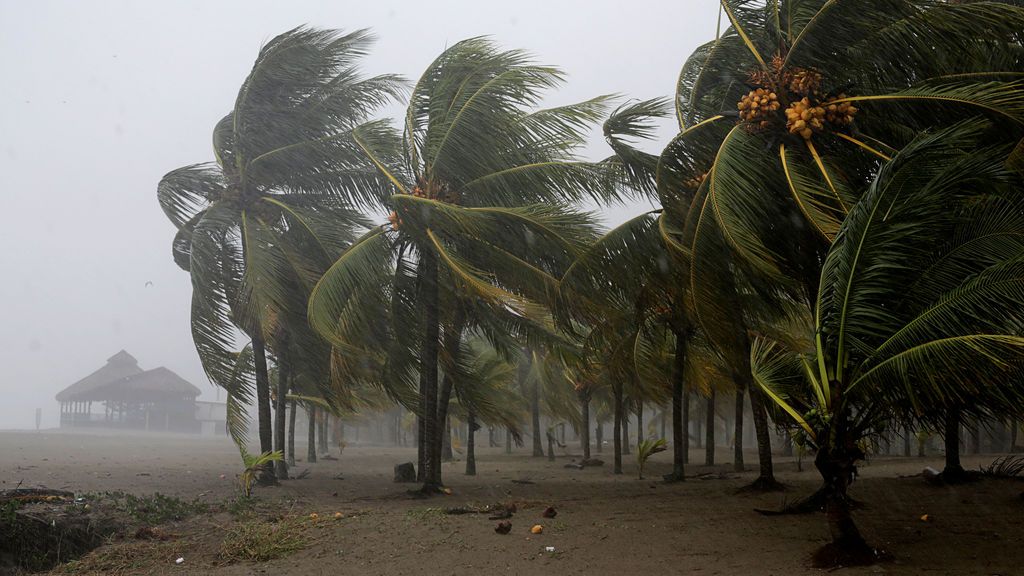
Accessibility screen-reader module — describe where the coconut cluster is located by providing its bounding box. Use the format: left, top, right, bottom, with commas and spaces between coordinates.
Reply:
788, 69, 822, 97
737, 88, 780, 129
824, 94, 857, 126
388, 178, 459, 230
684, 171, 708, 191
737, 53, 857, 140
410, 178, 457, 203
785, 97, 826, 140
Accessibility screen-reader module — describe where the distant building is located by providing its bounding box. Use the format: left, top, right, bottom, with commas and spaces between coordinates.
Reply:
55, 350, 225, 434
195, 400, 228, 436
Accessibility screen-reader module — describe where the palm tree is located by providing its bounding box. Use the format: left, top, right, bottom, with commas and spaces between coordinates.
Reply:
308, 37, 622, 492
578, 99, 774, 482
754, 123, 1024, 566
658, 1, 1024, 490
675, 0, 1024, 320
452, 337, 528, 475
157, 27, 401, 478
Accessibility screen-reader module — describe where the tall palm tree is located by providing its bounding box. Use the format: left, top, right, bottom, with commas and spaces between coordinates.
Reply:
660, 0, 1024, 490
754, 123, 1024, 566
157, 27, 401, 477
308, 38, 621, 492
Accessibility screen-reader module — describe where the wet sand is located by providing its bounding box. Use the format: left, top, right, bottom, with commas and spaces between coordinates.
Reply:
2, 429, 1022, 575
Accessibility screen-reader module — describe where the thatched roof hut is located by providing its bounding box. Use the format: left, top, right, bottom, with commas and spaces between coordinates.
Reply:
56, 350, 201, 432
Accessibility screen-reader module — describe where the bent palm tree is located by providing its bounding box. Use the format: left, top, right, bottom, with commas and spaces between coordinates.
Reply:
309, 37, 620, 492
157, 27, 399, 474
754, 123, 1024, 566
661, 0, 1024, 490
596, 99, 787, 484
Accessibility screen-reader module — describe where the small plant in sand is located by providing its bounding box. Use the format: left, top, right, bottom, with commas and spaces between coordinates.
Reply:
980, 455, 1024, 478
219, 516, 308, 563
85, 491, 208, 525
636, 438, 668, 480
239, 451, 283, 498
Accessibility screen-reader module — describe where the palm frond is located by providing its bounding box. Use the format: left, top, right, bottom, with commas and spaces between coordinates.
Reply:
601, 98, 672, 198
157, 163, 225, 229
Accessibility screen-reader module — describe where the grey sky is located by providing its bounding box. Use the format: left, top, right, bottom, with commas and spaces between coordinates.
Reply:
0, 1, 720, 429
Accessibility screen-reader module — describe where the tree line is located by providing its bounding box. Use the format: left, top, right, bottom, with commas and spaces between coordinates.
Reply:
158, 1, 1024, 564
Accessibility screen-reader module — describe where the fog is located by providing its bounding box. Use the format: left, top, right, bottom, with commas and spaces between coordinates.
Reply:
0, 0, 718, 430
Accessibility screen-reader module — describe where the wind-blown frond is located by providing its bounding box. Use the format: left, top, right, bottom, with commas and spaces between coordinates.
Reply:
223, 344, 256, 449
307, 227, 395, 353
601, 98, 672, 198
157, 164, 225, 229
750, 336, 815, 440
816, 122, 1011, 373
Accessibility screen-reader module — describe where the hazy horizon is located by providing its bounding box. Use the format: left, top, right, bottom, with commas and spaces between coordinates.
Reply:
0, 1, 719, 430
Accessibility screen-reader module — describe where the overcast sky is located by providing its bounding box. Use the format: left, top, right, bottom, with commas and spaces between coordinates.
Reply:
0, 1, 720, 430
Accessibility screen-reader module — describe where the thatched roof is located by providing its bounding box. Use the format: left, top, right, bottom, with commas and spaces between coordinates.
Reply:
103, 367, 201, 401
56, 350, 143, 401
56, 352, 201, 402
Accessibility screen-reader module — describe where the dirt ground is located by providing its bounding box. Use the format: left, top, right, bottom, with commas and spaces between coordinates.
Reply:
2, 429, 1022, 575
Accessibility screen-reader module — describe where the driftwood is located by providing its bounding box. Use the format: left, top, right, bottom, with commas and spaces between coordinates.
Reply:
442, 502, 517, 519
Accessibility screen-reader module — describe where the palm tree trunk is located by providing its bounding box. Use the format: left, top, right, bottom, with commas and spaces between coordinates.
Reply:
465, 411, 476, 476
252, 333, 275, 482
682, 390, 690, 464
419, 253, 441, 492
669, 329, 686, 481
695, 398, 703, 449
606, 385, 622, 471
943, 407, 964, 479
442, 417, 453, 462
969, 419, 981, 455
814, 437, 871, 561
393, 408, 401, 447
1012, 420, 1019, 451
417, 414, 425, 481
318, 412, 328, 455
621, 408, 631, 455
307, 406, 317, 464
287, 399, 296, 467
596, 420, 603, 453
580, 389, 591, 462
525, 352, 544, 457
734, 386, 745, 472
531, 385, 544, 458
273, 353, 289, 479
636, 400, 644, 444
749, 385, 778, 488
705, 389, 716, 466
903, 426, 912, 457
435, 310, 465, 476
610, 385, 618, 471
